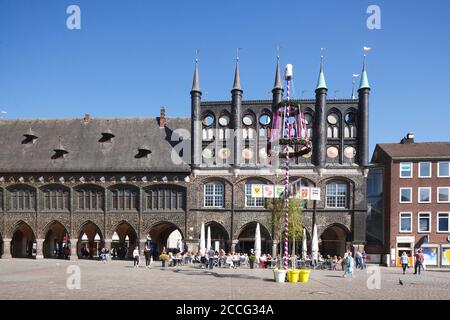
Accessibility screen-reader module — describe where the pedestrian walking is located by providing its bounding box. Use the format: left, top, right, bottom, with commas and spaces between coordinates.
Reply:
414, 249, 425, 275
208, 247, 215, 269
144, 246, 151, 268
133, 246, 140, 268
400, 252, 409, 274
343, 252, 354, 278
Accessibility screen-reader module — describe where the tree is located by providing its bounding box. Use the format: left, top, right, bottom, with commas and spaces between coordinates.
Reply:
268, 196, 304, 258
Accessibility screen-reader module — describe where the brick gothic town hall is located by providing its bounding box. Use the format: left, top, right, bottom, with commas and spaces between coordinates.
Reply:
0, 57, 371, 260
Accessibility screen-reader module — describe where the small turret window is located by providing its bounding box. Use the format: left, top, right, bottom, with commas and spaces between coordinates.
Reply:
344, 112, 357, 138
327, 113, 340, 138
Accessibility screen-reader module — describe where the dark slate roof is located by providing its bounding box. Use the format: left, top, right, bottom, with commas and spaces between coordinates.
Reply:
373, 142, 450, 161
0, 117, 191, 173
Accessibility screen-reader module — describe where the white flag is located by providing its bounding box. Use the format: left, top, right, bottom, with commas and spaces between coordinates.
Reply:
363, 46, 371, 52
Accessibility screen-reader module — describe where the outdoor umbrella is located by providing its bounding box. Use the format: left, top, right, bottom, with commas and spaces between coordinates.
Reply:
302, 227, 307, 260
200, 223, 206, 255
254, 223, 261, 261
312, 223, 319, 263
207, 226, 212, 252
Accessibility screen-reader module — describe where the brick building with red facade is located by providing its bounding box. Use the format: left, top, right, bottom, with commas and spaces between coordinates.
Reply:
369, 134, 450, 268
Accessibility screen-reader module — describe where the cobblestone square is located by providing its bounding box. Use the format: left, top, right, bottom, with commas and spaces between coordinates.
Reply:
1, 259, 449, 300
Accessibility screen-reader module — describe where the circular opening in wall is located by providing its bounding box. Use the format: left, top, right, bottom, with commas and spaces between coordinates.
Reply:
203, 115, 215, 127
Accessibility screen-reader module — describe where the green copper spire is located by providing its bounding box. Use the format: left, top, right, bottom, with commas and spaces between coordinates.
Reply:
316, 55, 327, 90
359, 56, 370, 90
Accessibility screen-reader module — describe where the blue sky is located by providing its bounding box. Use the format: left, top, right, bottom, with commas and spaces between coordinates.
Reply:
0, 0, 449, 154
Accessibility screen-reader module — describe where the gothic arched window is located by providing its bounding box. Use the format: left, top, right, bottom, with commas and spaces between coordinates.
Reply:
9, 186, 36, 211
344, 112, 357, 138
145, 186, 185, 211
77, 186, 104, 211
110, 187, 138, 210
327, 113, 340, 139
42, 186, 69, 211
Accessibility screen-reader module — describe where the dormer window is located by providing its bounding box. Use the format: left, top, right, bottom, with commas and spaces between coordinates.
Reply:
99, 129, 115, 143
135, 145, 152, 159
22, 128, 38, 144
52, 140, 69, 159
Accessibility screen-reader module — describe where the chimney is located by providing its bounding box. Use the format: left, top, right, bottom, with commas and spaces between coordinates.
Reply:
159, 106, 166, 128
401, 132, 415, 144
83, 114, 91, 124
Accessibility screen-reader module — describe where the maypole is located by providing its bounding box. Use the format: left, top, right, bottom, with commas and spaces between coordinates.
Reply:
283, 65, 292, 270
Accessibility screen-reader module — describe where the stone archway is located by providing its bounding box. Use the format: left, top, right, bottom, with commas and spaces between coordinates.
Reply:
43, 221, 70, 259
111, 222, 138, 260
11, 222, 36, 258
149, 222, 183, 259
320, 224, 350, 257
78, 221, 104, 259
237, 222, 272, 255
204, 221, 230, 253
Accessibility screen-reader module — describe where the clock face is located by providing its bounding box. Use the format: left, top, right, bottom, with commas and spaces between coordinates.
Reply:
327, 146, 339, 158
243, 115, 254, 126
259, 114, 271, 126
242, 148, 254, 160
344, 146, 356, 159
327, 113, 339, 125
219, 115, 230, 127
202, 115, 215, 127
218, 148, 231, 159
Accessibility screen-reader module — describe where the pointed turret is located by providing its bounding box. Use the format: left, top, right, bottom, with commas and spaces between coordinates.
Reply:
190, 58, 202, 168
313, 54, 328, 167
357, 56, 371, 166
191, 60, 201, 93
359, 58, 370, 90
316, 56, 327, 90
232, 61, 242, 91
272, 56, 283, 108
231, 54, 243, 168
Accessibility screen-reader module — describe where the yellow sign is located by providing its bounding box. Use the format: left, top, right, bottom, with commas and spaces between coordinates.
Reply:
251, 184, 263, 198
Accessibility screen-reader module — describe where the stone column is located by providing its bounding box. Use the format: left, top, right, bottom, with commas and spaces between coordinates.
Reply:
272, 240, 279, 258
231, 240, 239, 254
35, 239, 45, 259
71, 239, 79, 259
2, 239, 12, 259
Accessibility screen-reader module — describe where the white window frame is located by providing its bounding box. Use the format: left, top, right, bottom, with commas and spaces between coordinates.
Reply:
418, 212, 431, 233
438, 161, 450, 178
418, 162, 432, 178
203, 183, 224, 208
245, 184, 265, 208
399, 212, 413, 233
418, 187, 432, 203
437, 187, 450, 203
325, 183, 349, 209
399, 188, 413, 203
400, 162, 413, 178
437, 212, 450, 233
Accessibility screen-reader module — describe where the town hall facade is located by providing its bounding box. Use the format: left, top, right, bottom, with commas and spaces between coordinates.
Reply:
0, 57, 371, 260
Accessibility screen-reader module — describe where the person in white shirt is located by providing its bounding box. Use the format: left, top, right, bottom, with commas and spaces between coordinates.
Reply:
133, 247, 140, 268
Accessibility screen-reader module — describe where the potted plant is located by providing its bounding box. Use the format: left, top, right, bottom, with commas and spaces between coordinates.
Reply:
159, 252, 169, 267
249, 254, 256, 269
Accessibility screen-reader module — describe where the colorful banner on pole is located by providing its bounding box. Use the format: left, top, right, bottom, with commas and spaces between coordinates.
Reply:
250, 184, 321, 201
275, 185, 285, 198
